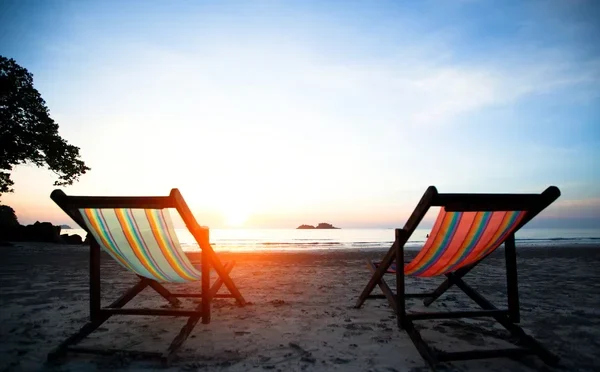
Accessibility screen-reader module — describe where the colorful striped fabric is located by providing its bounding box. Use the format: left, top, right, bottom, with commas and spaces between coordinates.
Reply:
79, 208, 202, 283
400, 209, 527, 277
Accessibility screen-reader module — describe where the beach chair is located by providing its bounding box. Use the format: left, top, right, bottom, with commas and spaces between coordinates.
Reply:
47, 189, 246, 364
355, 186, 561, 369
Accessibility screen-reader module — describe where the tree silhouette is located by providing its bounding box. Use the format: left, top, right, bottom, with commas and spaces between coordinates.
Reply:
0, 55, 90, 195
0, 205, 19, 228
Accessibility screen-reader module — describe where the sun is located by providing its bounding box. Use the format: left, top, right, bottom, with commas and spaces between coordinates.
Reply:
223, 208, 250, 227
217, 197, 253, 227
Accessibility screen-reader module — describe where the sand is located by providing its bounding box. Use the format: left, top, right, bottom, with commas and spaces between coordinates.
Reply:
1, 243, 599, 372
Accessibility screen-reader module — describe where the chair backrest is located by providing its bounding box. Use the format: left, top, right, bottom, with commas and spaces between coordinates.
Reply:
50, 189, 207, 283
405, 209, 526, 277
80, 207, 201, 283
399, 186, 560, 278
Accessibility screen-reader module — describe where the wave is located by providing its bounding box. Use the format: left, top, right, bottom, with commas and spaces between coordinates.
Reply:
182, 237, 600, 253
215, 241, 344, 246
63, 227, 600, 252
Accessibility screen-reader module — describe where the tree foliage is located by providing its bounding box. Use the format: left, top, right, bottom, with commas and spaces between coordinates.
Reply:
0, 205, 19, 228
0, 55, 90, 195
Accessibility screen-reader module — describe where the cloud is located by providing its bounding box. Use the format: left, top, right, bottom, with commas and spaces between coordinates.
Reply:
543, 198, 600, 219
66, 42, 598, 133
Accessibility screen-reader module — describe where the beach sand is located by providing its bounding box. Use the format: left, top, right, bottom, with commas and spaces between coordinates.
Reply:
1, 243, 599, 371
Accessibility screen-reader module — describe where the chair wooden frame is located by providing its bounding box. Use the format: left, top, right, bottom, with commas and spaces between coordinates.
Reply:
47, 189, 246, 364
355, 186, 561, 369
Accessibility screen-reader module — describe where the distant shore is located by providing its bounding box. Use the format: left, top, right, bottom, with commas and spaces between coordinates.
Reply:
296, 222, 340, 229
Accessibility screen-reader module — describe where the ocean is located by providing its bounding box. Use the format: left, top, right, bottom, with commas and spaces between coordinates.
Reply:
62, 227, 600, 252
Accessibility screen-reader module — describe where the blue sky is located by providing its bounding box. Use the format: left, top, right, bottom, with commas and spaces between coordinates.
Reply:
1, 0, 599, 228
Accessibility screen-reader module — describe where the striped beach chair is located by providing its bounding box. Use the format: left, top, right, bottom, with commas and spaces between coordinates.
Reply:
48, 188, 245, 364
355, 186, 561, 369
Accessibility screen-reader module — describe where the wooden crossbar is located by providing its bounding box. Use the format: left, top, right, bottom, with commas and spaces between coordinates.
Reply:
50, 193, 174, 209
433, 186, 560, 212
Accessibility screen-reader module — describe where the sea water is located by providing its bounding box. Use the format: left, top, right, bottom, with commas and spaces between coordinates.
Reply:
62, 227, 600, 252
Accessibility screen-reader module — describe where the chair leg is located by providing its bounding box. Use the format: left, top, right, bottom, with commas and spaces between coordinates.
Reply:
160, 261, 235, 363
200, 260, 234, 324
404, 320, 439, 370
201, 249, 211, 324
366, 260, 398, 312
194, 231, 246, 307
162, 306, 203, 364
504, 235, 520, 323
453, 276, 559, 366
48, 278, 149, 362
401, 276, 559, 369
355, 242, 398, 308
395, 229, 406, 329
49, 266, 239, 364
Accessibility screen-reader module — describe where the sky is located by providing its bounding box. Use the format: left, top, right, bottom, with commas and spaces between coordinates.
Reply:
0, 0, 599, 229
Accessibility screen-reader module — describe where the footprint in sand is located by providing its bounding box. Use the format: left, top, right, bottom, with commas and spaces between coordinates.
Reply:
331, 357, 351, 364
344, 323, 373, 331
271, 299, 286, 307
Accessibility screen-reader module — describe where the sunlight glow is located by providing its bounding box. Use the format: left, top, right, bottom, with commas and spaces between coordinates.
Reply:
222, 205, 251, 227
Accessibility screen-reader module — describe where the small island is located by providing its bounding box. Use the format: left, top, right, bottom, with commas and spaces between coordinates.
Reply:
296, 223, 340, 229
59, 224, 72, 229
